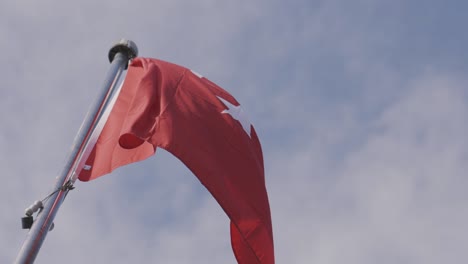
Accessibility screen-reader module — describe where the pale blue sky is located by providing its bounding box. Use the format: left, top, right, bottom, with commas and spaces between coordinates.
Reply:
1, 0, 468, 263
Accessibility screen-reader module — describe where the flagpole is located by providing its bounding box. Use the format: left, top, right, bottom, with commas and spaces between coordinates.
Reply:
15, 39, 138, 264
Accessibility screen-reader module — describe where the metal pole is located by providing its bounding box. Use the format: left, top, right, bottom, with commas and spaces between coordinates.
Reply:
15, 39, 138, 264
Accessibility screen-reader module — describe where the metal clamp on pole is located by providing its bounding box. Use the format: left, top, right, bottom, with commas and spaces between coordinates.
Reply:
21, 178, 76, 230
15, 39, 138, 264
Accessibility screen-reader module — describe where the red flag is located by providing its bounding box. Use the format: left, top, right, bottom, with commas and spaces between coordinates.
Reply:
78, 57, 274, 263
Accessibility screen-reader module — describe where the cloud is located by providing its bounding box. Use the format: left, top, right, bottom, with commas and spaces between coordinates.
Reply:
267, 72, 468, 263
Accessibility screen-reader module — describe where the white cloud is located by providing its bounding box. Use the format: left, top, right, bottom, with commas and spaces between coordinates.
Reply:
266, 72, 468, 263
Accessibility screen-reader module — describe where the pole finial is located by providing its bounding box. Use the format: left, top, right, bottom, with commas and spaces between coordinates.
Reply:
108, 39, 138, 64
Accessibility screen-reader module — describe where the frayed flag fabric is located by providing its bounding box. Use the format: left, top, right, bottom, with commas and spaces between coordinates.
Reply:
78, 57, 274, 263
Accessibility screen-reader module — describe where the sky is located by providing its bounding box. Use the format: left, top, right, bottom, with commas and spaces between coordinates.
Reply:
1, 0, 468, 263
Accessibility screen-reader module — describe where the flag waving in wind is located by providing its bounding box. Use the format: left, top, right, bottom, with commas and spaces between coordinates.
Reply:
78, 58, 274, 263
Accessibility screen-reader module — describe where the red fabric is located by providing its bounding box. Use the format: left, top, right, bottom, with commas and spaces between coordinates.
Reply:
78, 58, 274, 263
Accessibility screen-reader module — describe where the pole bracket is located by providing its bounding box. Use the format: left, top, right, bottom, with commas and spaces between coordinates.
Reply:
60, 179, 75, 191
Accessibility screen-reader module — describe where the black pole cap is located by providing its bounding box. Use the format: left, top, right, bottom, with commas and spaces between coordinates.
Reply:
108, 39, 139, 64
21, 216, 33, 229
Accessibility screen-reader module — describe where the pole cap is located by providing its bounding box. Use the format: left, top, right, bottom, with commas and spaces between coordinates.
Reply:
108, 39, 139, 64
21, 216, 34, 229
